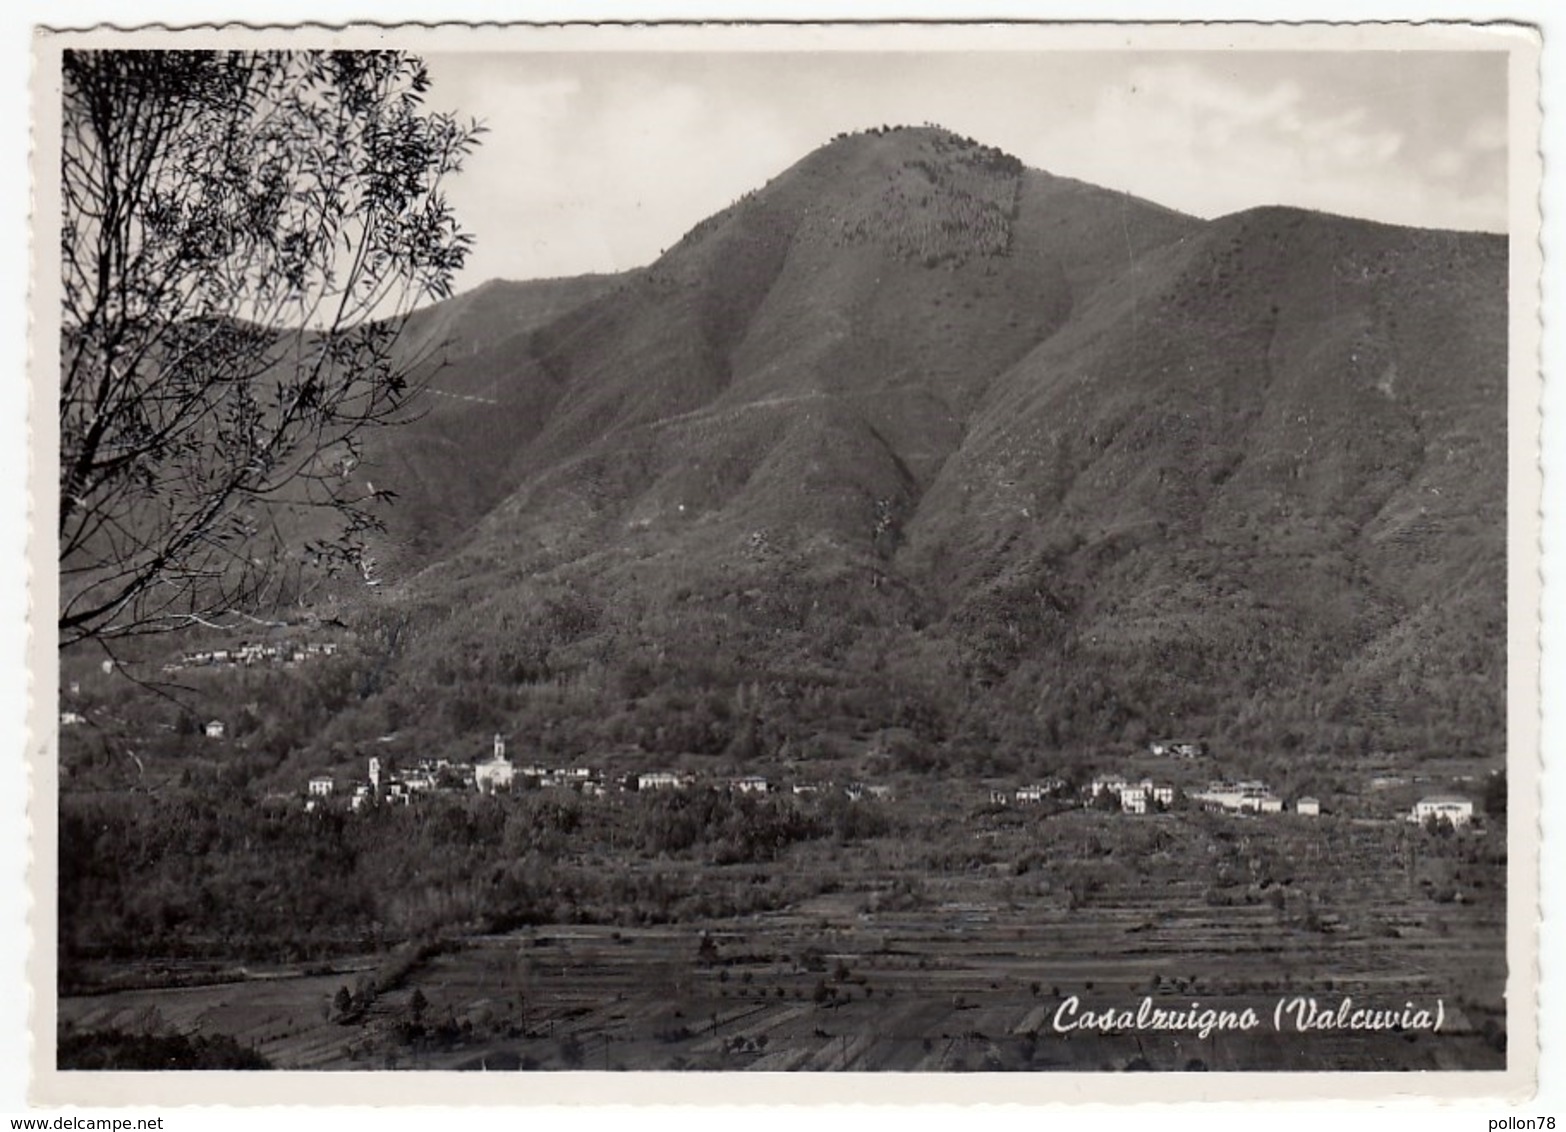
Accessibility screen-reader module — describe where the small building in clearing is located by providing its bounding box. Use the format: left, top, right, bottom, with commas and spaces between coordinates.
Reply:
204, 720, 226, 740
1296, 797, 1321, 816
1149, 739, 1205, 759
307, 776, 335, 797
1411, 795, 1474, 827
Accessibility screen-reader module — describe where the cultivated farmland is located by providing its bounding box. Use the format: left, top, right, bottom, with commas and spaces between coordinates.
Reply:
59, 807, 1505, 1071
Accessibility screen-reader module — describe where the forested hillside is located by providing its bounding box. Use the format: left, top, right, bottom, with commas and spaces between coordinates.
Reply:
65, 124, 1507, 794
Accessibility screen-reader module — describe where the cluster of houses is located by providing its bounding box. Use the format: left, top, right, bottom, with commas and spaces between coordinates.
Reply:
983, 772, 1319, 818
1189, 780, 1296, 815
305, 736, 604, 811
163, 640, 338, 674
984, 775, 1184, 815
988, 778, 1070, 806
1090, 775, 1180, 814
604, 771, 892, 800
292, 727, 1479, 830
302, 738, 899, 812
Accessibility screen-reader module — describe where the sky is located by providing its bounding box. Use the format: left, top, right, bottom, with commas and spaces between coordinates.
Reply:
420, 49, 1509, 289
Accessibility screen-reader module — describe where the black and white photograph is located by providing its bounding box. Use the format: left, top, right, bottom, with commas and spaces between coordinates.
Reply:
27, 19, 1543, 1104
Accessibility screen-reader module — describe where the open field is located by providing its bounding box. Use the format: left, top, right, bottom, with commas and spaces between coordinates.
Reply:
59, 808, 1506, 1072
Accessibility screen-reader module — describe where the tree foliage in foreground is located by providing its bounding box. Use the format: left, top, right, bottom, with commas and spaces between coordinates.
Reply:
59, 50, 480, 646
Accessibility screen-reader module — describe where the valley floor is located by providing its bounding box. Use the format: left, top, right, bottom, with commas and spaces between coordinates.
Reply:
58, 811, 1507, 1073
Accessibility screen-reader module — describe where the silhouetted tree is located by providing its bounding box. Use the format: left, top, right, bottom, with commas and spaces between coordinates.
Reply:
58, 50, 480, 645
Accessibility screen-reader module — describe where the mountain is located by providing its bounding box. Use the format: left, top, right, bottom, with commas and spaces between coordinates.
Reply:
310, 125, 1507, 776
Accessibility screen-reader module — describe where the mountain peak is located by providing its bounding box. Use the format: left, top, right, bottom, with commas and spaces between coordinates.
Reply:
330, 127, 1504, 772
829, 121, 1016, 156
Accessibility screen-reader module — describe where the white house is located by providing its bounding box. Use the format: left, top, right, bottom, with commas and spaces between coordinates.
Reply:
1015, 784, 1047, 804
1193, 782, 1282, 814
1119, 786, 1148, 815
403, 771, 436, 793
474, 754, 516, 794
732, 776, 769, 795
307, 776, 335, 797
59, 711, 84, 727
205, 720, 226, 740
1411, 795, 1474, 827
1191, 784, 1239, 811
1150, 740, 1204, 759
638, 771, 684, 791
1296, 797, 1321, 816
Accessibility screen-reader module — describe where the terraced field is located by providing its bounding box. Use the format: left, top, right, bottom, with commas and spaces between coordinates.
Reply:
58, 809, 1506, 1072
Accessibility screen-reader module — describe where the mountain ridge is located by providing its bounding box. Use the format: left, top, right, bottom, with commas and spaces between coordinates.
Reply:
268, 123, 1505, 776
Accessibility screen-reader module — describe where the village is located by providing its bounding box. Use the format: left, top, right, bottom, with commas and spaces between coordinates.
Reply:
297, 733, 901, 813
161, 639, 340, 674
285, 731, 1482, 830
